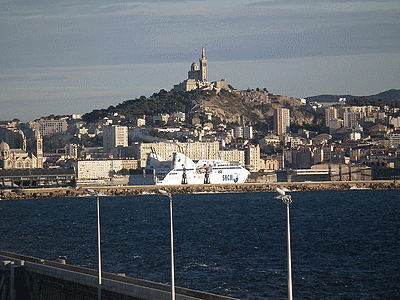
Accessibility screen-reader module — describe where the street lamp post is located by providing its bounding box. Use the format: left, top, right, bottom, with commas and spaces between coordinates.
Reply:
275, 187, 293, 300
158, 190, 176, 300
87, 189, 102, 300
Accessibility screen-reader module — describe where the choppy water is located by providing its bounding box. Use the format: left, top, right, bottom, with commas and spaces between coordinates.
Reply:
1, 190, 399, 299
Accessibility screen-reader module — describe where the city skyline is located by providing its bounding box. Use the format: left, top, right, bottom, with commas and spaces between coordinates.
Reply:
1, 0, 399, 121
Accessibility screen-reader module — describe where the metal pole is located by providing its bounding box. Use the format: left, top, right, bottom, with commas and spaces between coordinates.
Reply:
10, 262, 15, 300
169, 193, 176, 300
158, 189, 176, 300
97, 194, 102, 300
286, 202, 293, 300
276, 188, 293, 300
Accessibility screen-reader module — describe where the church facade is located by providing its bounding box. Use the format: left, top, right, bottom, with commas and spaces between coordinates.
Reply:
174, 47, 229, 92
0, 130, 43, 170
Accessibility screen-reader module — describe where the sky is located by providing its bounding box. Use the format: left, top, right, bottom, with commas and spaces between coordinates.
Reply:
1, 0, 399, 121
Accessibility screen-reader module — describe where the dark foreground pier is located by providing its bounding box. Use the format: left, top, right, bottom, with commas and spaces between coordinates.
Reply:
0, 250, 238, 300
1, 180, 400, 200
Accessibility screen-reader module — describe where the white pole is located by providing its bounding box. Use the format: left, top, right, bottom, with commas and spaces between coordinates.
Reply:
276, 188, 293, 300
158, 189, 176, 300
97, 194, 102, 300
169, 193, 176, 300
286, 203, 293, 300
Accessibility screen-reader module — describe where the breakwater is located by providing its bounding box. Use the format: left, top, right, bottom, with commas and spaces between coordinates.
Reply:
1, 180, 399, 200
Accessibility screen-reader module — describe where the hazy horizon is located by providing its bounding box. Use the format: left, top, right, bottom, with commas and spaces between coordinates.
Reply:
1, 0, 399, 121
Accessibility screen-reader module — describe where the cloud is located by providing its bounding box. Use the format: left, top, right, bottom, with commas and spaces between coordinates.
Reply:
0, 75, 68, 82
1, 0, 399, 121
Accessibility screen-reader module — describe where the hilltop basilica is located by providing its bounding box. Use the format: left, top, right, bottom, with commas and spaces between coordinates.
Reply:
173, 47, 229, 92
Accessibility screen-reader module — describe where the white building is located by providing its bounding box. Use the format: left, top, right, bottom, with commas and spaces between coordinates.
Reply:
388, 133, 400, 147
103, 125, 128, 156
218, 149, 245, 166
393, 117, 400, 129
245, 144, 260, 172
343, 106, 366, 128
73, 158, 138, 182
131, 117, 146, 127
325, 107, 338, 127
350, 132, 362, 141
131, 141, 221, 168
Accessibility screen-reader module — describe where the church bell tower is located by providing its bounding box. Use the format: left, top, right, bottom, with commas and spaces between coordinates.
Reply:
35, 130, 43, 168
199, 46, 208, 82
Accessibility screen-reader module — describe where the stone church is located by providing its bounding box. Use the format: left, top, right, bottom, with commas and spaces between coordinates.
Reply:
174, 47, 229, 92
0, 130, 43, 170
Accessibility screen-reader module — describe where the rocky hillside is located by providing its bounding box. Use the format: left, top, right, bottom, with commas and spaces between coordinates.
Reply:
83, 89, 321, 129
191, 89, 319, 127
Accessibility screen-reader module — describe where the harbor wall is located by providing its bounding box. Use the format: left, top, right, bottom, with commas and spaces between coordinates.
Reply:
1, 180, 399, 200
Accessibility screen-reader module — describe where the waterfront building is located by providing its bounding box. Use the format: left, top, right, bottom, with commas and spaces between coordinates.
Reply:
73, 158, 138, 182
131, 141, 220, 168
218, 149, 245, 166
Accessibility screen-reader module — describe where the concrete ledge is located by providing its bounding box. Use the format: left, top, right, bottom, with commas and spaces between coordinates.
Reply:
0, 250, 239, 300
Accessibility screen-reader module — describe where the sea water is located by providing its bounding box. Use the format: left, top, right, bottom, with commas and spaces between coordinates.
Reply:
1, 190, 399, 299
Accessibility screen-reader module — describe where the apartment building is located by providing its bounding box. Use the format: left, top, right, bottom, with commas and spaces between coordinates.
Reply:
274, 108, 290, 134
245, 145, 260, 172
103, 125, 128, 156
74, 158, 138, 180
35, 119, 68, 136
131, 141, 220, 168
218, 149, 245, 166
325, 107, 338, 127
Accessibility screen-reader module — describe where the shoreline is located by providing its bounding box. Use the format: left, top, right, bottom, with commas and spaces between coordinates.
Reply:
1, 180, 399, 200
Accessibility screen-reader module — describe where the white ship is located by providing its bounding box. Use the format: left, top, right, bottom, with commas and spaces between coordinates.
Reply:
145, 152, 250, 185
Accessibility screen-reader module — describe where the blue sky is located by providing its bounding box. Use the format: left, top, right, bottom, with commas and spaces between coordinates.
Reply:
1, 0, 399, 121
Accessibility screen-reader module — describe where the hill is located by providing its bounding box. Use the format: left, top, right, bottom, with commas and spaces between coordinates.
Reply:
368, 89, 400, 100
83, 89, 322, 130
305, 89, 400, 103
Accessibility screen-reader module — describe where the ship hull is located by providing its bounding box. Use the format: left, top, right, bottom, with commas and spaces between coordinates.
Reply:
156, 166, 249, 185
